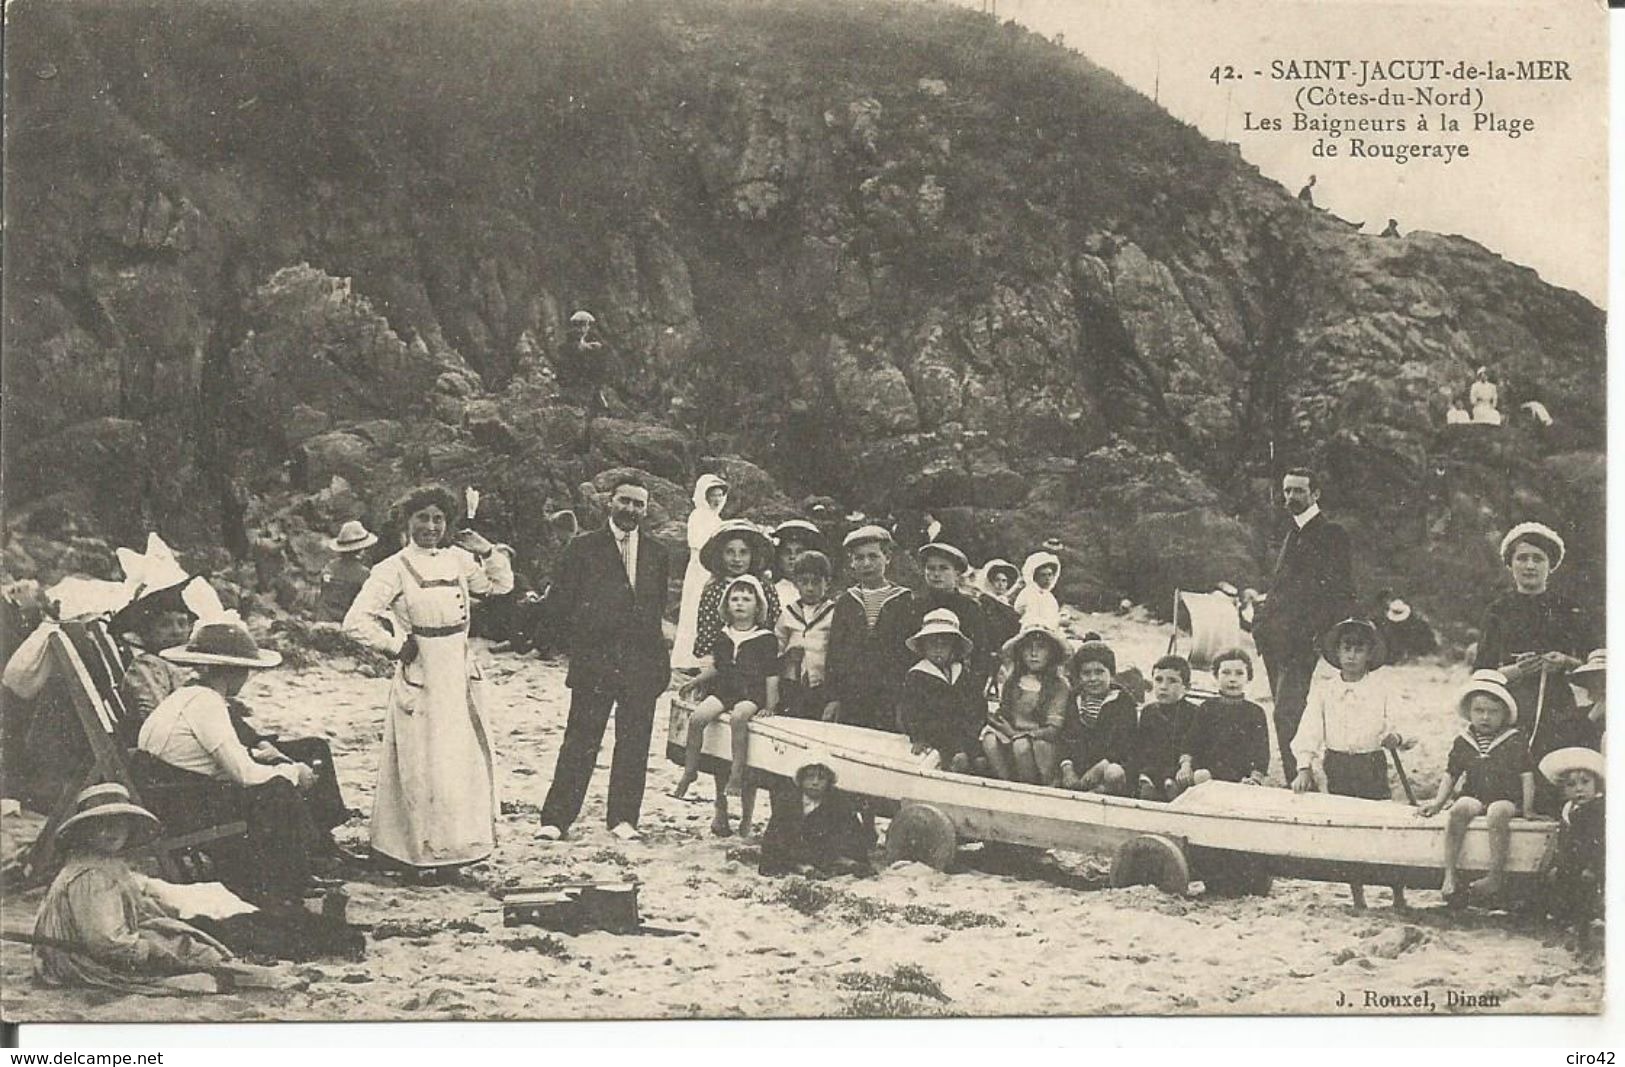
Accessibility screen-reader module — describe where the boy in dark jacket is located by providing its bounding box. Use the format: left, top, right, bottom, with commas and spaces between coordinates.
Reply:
895, 609, 984, 772
1536, 746, 1603, 940
825, 526, 910, 732
1182, 648, 1270, 787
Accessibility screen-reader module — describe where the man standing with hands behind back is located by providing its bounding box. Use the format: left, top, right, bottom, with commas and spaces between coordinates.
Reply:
1252, 467, 1357, 784
538, 473, 671, 842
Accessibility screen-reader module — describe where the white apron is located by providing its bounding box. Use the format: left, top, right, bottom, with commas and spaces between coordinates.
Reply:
344, 545, 512, 868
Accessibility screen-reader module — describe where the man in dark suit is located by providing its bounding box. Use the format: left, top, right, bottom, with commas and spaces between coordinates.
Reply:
1252, 467, 1356, 783
538, 474, 671, 842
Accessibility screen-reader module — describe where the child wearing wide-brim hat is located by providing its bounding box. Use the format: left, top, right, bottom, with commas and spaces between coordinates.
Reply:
1418, 667, 1533, 904
32, 783, 241, 992
759, 749, 873, 877
1297, 617, 1403, 908
1570, 650, 1606, 728
1317, 616, 1388, 671
897, 608, 982, 772
1537, 745, 1605, 936
983, 626, 1070, 785
698, 520, 775, 578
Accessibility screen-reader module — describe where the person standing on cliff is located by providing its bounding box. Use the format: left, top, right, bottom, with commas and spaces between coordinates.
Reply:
537, 475, 671, 843
1251, 467, 1356, 784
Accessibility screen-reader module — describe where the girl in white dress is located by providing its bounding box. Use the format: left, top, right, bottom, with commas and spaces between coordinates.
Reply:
344, 485, 513, 879
672, 473, 729, 670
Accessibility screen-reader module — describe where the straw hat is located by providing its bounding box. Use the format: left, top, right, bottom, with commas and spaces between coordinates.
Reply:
54, 783, 161, 852
1537, 746, 1604, 786
905, 607, 972, 656
1570, 649, 1606, 681
1319, 617, 1387, 670
1456, 668, 1517, 723
329, 520, 379, 554
699, 520, 774, 577
916, 542, 969, 573
842, 524, 893, 551
715, 573, 771, 624
160, 615, 282, 669
1001, 624, 1067, 665
772, 519, 824, 549
795, 749, 838, 787
1385, 598, 1412, 623
1498, 521, 1565, 571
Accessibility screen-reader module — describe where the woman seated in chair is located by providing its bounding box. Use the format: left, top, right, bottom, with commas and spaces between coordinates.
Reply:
134, 616, 341, 908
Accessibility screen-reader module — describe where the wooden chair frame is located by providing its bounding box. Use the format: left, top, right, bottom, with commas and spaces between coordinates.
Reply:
16, 621, 245, 885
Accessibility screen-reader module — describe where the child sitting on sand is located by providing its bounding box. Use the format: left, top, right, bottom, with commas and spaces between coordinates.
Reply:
1178, 648, 1269, 788
1536, 746, 1604, 941
1146, 656, 1202, 799
1058, 640, 1141, 792
1417, 670, 1534, 905
982, 626, 1070, 785
896, 609, 984, 772
776, 550, 838, 721
759, 753, 874, 878
1291, 618, 1406, 909
32, 783, 265, 993
675, 575, 781, 808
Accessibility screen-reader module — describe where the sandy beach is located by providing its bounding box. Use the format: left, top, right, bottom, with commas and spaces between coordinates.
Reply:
0, 609, 1601, 1022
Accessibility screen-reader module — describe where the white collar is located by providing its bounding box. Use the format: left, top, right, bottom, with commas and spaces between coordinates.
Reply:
910, 659, 963, 684
1293, 503, 1322, 529
610, 523, 637, 542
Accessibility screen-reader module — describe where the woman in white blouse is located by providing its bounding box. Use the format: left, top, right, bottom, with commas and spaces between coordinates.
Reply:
344, 484, 513, 881
136, 616, 322, 906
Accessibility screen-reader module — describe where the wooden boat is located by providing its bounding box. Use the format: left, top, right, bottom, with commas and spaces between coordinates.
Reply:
666, 699, 1559, 895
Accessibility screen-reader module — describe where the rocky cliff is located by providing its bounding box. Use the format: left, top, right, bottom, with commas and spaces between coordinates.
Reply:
2, 0, 1604, 637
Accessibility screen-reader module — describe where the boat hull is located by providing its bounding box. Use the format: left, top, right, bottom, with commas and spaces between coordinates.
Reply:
666, 700, 1557, 888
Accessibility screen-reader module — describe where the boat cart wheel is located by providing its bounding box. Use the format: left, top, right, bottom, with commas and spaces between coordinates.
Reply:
885, 803, 958, 871
1109, 834, 1191, 896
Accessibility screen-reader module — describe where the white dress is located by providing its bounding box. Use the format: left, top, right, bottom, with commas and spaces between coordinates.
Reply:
673, 475, 727, 670
344, 544, 513, 868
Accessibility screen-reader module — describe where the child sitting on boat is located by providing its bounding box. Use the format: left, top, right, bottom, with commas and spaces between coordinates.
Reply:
1536, 746, 1604, 941
674, 575, 781, 812
1291, 617, 1406, 909
982, 625, 1070, 785
895, 609, 984, 772
825, 526, 910, 731
1057, 639, 1141, 792
1146, 655, 1202, 799
1417, 670, 1534, 904
776, 550, 837, 722
1177, 648, 1269, 789
759, 752, 875, 878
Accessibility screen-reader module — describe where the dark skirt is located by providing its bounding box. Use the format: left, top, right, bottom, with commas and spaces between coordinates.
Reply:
132, 752, 321, 900
1323, 749, 1390, 801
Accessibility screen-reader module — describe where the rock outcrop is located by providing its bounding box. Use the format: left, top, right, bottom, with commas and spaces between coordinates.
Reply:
1, 0, 1603, 636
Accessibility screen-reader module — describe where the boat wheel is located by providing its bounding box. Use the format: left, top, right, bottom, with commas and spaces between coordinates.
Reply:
884, 803, 957, 871
1109, 834, 1190, 895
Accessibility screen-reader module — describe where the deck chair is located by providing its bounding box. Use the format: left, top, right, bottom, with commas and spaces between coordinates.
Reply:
13, 620, 246, 886
1166, 590, 1246, 701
